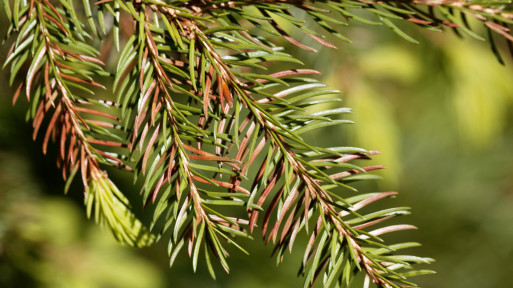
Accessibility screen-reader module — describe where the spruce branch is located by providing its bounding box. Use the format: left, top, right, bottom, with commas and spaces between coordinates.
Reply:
3, 0, 154, 247
101, 1, 435, 283
105, 1, 255, 276
16, 0, 513, 286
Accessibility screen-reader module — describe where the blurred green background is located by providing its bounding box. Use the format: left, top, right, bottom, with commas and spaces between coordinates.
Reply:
2, 7, 513, 288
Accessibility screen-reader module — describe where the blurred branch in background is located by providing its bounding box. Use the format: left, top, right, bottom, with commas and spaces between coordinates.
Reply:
0, 153, 164, 288
323, 24, 513, 287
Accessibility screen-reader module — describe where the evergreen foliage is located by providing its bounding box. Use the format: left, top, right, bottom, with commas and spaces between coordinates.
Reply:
3, 0, 512, 287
